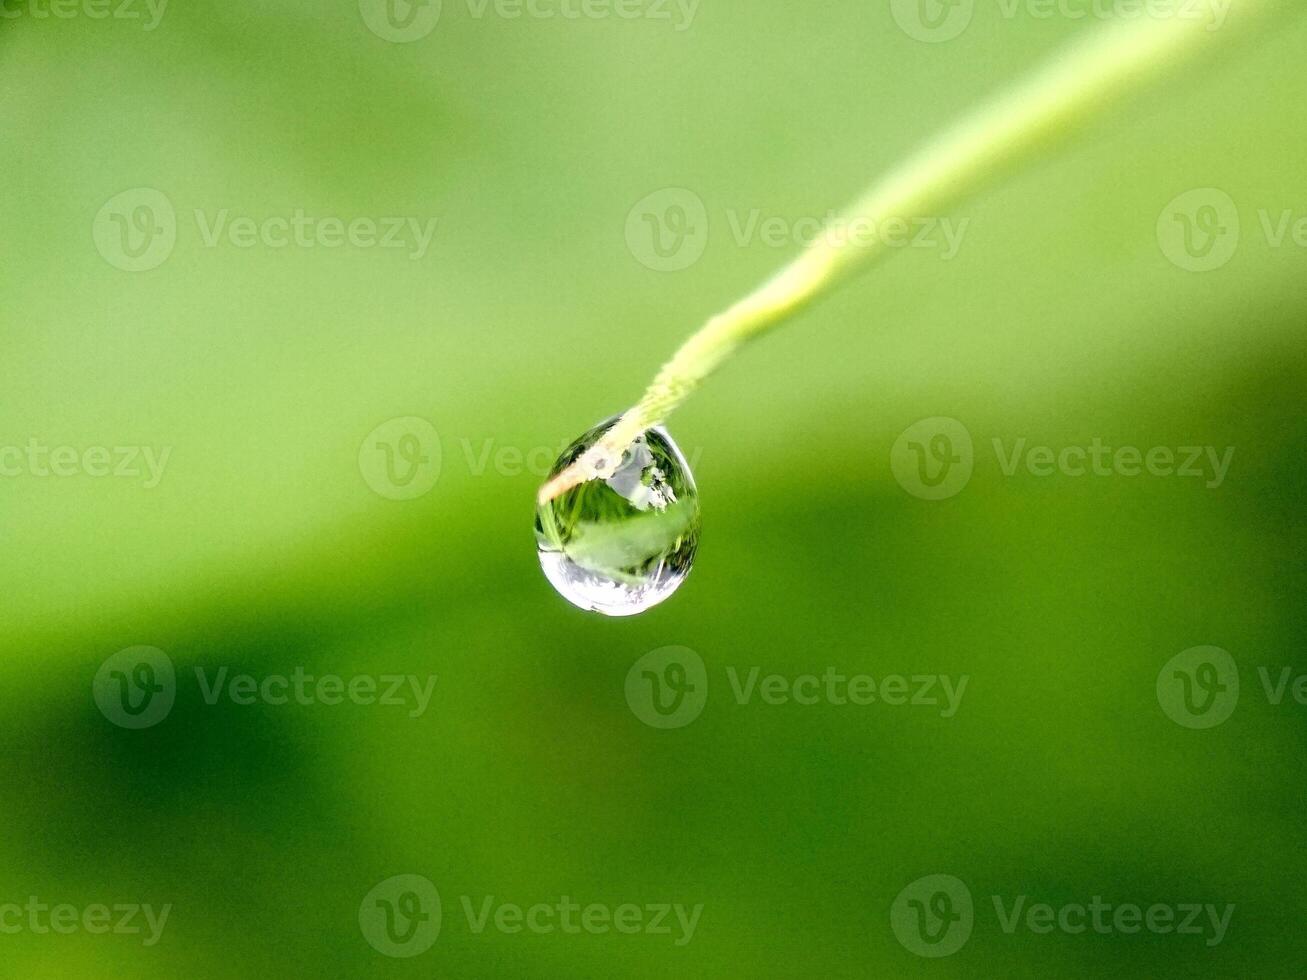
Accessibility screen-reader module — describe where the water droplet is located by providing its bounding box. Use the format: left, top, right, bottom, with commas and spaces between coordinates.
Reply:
535, 417, 700, 616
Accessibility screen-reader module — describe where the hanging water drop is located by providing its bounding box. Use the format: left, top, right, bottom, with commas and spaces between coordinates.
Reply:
534, 417, 700, 616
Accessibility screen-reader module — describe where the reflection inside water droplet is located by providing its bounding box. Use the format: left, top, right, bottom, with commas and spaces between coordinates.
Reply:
534, 417, 700, 617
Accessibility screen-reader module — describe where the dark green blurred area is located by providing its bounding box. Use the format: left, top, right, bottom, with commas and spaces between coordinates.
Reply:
1, 0, 1305, 976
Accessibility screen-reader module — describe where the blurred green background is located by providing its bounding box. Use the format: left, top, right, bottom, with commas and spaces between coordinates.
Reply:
2, 0, 1305, 975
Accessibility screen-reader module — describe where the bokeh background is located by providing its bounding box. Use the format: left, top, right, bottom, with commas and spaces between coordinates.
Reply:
2, 0, 1305, 975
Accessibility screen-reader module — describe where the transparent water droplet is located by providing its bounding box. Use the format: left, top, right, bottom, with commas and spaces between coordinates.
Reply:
535, 417, 700, 617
